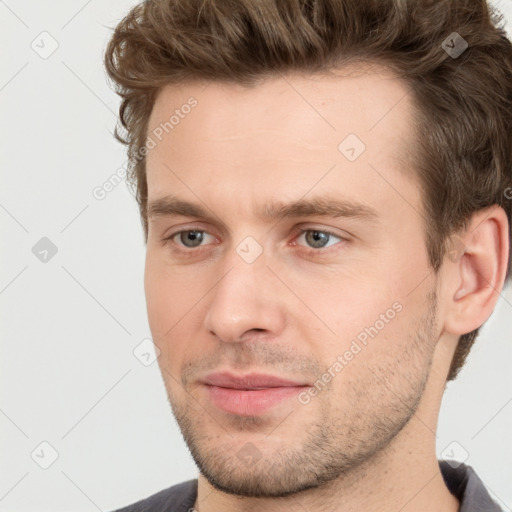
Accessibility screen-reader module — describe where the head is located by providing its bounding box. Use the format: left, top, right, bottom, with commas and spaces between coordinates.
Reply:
105, 0, 512, 498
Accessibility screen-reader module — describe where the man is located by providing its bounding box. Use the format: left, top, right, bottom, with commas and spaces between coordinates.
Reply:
105, 0, 512, 510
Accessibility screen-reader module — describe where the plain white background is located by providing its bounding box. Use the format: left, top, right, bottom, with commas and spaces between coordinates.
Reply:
1, 1, 511, 511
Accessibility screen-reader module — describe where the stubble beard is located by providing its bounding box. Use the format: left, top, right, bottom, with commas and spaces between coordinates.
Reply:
166, 291, 439, 498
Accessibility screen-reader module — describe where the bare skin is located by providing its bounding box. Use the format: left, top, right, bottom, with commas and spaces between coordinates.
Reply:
143, 64, 509, 512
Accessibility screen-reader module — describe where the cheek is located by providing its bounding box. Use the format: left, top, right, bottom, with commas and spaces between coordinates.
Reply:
144, 255, 184, 338
144, 254, 209, 362
297, 266, 416, 364
145, 263, 183, 378
144, 258, 164, 328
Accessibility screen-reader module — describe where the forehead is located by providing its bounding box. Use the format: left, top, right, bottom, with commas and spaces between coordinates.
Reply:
148, 64, 413, 140
145, 64, 419, 214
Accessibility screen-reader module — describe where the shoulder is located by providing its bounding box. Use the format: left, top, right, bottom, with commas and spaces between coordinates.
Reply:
439, 461, 502, 512
111, 479, 198, 512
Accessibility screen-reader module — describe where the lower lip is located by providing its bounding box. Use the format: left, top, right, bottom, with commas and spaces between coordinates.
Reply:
204, 384, 307, 416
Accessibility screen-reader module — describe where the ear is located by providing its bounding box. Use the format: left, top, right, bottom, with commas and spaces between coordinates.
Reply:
443, 205, 509, 336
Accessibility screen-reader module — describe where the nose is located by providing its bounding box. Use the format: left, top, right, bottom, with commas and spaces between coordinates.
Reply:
203, 250, 286, 344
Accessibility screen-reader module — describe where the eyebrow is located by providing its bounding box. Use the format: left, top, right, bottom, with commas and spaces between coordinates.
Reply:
147, 194, 379, 224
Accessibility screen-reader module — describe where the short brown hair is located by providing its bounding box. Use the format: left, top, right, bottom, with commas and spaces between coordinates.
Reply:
104, 0, 512, 380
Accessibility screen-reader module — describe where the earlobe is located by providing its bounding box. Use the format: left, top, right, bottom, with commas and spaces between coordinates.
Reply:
444, 206, 509, 335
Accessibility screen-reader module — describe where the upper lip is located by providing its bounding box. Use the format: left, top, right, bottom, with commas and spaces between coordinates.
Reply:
202, 372, 309, 390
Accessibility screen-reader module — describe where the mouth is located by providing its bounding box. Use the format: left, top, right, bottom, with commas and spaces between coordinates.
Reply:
201, 372, 311, 416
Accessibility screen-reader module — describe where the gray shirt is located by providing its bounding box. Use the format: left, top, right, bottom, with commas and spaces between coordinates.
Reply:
112, 462, 502, 511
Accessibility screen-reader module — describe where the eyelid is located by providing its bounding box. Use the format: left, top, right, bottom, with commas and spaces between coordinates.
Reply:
162, 221, 215, 238
289, 224, 348, 240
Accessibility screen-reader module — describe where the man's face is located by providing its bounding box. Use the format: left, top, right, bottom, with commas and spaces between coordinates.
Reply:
144, 66, 441, 497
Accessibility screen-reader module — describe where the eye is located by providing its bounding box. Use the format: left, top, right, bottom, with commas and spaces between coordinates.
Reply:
168, 230, 216, 248
295, 229, 344, 250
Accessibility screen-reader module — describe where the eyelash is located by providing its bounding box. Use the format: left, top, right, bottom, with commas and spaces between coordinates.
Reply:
162, 226, 347, 256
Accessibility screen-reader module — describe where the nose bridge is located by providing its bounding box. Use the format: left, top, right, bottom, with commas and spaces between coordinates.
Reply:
204, 242, 285, 343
